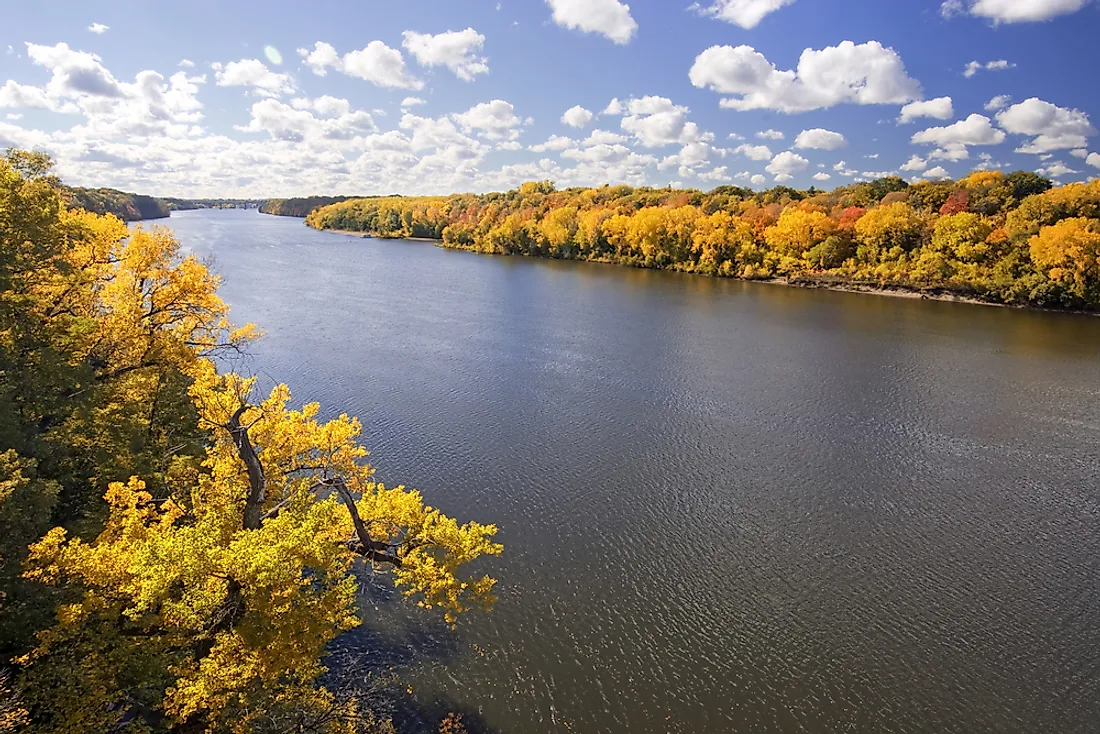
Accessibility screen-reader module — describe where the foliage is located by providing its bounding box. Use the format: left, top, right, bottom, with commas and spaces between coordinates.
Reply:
305, 173, 1100, 309
65, 186, 171, 221
0, 149, 502, 732
260, 197, 373, 218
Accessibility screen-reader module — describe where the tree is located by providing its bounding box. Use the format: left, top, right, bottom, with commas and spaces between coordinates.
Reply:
1028, 217, 1100, 300
932, 212, 994, 262
764, 209, 835, 258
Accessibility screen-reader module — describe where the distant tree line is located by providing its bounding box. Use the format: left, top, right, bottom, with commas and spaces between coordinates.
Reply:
304, 172, 1100, 310
64, 185, 171, 221
260, 196, 367, 217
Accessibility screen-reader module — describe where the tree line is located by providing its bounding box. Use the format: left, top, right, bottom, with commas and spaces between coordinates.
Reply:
303, 172, 1100, 309
0, 149, 498, 732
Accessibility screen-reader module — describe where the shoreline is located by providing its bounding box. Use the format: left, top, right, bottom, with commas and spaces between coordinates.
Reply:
312, 227, 1097, 316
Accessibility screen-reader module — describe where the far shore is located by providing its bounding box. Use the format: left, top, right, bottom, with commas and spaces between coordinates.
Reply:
314, 227, 1096, 316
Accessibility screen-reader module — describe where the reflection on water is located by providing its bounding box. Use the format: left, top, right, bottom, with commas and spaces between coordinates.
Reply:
164, 210, 1100, 733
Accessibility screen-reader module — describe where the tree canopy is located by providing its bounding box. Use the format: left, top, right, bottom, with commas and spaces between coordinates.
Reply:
303, 171, 1100, 309
0, 149, 501, 733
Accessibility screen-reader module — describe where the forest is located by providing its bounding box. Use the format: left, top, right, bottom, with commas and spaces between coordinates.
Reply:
0, 149, 500, 733
260, 196, 371, 218
65, 185, 172, 221
304, 172, 1100, 310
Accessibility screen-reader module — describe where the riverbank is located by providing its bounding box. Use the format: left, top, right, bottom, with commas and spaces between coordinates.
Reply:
314, 227, 1098, 314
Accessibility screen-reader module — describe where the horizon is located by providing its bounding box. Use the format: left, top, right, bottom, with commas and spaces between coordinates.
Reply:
2, 0, 1099, 198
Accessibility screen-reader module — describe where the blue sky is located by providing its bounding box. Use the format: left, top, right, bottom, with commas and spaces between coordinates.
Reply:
1, 0, 1098, 197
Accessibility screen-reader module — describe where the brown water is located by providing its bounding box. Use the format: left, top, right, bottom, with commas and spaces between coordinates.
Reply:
167, 210, 1100, 733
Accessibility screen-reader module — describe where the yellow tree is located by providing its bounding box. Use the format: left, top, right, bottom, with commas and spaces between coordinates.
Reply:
19, 362, 502, 733
763, 209, 836, 259
1029, 217, 1100, 300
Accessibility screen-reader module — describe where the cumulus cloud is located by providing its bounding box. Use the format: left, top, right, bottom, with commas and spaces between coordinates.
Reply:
343, 42, 423, 89
757, 129, 784, 140
562, 105, 594, 128
898, 96, 954, 123
28, 42, 124, 98
545, 0, 638, 44
812, 172, 831, 181
689, 41, 921, 113
582, 129, 627, 145
241, 97, 376, 142
765, 150, 809, 178
692, 0, 796, 28
402, 28, 489, 81
794, 128, 846, 150
1087, 152, 1100, 168
1069, 148, 1089, 158
995, 97, 1096, 153
401, 97, 426, 108
734, 143, 772, 160
911, 114, 1006, 161
699, 166, 731, 182
0, 80, 57, 111
602, 98, 624, 115
213, 58, 296, 97
297, 40, 423, 89
453, 99, 523, 140
963, 59, 1015, 78
620, 96, 709, 148
984, 94, 1011, 111
88, 23, 109, 34
1036, 161, 1078, 177
900, 154, 928, 171
530, 134, 575, 152
923, 166, 950, 179
942, 0, 1090, 22
750, 174, 766, 186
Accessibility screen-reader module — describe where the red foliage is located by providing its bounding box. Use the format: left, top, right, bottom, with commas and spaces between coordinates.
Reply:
939, 189, 970, 216
837, 206, 865, 232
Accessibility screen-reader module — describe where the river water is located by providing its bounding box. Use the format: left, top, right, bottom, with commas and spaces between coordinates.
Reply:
163, 209, 1100, 733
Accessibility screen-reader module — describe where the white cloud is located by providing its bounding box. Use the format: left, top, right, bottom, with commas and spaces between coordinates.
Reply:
1036, 161, 1077, 177
996, 97, 1096, 153
298, 41, 341, 76
582, 129, 627, 145
812, 171, 831, 181
984, 94, 1011, 111
923, 166, 950, 179
912, 114, 1006, 155
834, 160, 857, 176
27, 42, 124, 98
794, 128, 846, 150
342, 41, 423, 89
757, 128, 784, 140
213, 59, 296, 97
898, 96, 954, 123
943, 0, 1091, 23
178, 59, 195, 68
530, 134, 575, 152
497, 141, 522, 151
297, 41, 422, 89
750, 174, 767, 186
453, 99, 523, 140
1069, 148, 1088, 158
928, 144, 971, 161
562, 105, 594, 128
602, 98, 624, 115
765, 150, 809, 177
545, 0, 638, 44
734, 143, 772, 160
693, 0, 796, 28
241, 97, 376, 142
402, 28, 489, 81
900, 154, 928, 171
963, 59, 1015, 78
620, 96, 709, 148
689, 41, 921, 113
88, 23, 109, 34
5, 113, 21, 120
0, 80, 56, 110
401, 97, 426, 108
1087, 152, 1100, 168
699, 166, 731, 182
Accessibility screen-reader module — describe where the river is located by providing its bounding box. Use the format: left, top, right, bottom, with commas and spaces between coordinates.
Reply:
161, 209, 1100, 733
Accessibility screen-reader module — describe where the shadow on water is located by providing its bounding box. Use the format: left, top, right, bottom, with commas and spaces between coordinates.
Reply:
321, 571, 500, 734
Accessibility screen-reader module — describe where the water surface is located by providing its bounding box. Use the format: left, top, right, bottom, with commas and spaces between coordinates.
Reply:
163, 210, 1100, 733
